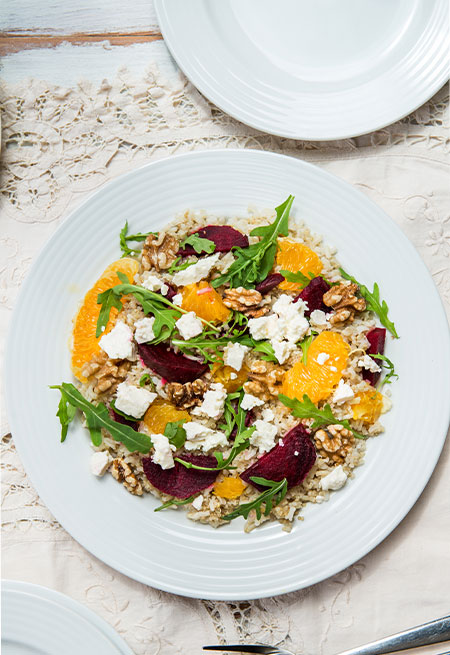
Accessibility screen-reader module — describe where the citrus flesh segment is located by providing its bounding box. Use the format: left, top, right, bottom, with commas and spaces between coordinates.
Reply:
181, 281, 231, 323
213, 476, 246, 499
141, 398, 191, 435
281, 331, 350, 403
352, 387, 383, 424
71, 257, 139, 381
211, 362, 249, 393
276, 238, 324, 293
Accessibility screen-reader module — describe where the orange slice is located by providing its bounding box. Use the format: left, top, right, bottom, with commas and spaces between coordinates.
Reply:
71, 257, 139, 381
281, 331, 350, 403
276, 238, 323, 293
211, 362, 249, 393
352, 387, 383, 424
181, 281, 231, 323
141, 398, 191, 434
213, 476, 246, 499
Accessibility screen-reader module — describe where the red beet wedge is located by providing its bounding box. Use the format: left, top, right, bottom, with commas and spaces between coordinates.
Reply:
255, 273, 284, 295
363, 327, 386, 386
240, 424, 316, 491
138, 343, 208, 383
178, 225, 248, 256
143, 453, 218, 498
294, 276, 330, 317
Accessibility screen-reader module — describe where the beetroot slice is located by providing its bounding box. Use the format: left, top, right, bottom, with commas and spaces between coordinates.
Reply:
143, 453, 218, 498
294, 276, 330, 317
164, 283, 177, 301
178, 225, 249, 256
138, 343, 208, 383
240, 424, 316, 491
255, 274, 284, 295
363, 327, 386, 386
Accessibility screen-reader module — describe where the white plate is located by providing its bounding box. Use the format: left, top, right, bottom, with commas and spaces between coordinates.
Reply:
155, 0, 449, 140
5, 150, 450, 600
1, 580, 133, 654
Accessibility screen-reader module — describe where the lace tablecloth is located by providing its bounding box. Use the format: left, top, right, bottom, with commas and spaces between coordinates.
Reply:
1, 70, 449, 654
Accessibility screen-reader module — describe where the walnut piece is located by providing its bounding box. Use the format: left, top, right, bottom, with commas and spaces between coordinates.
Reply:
245, 360, 284, 397
142, 233, 178, 272
81, 351, 131, 395
323, 283, 366, 324
314, 424, 354, 465
110, 458, 143, 496
222, 287, 269, 318
165, 379, 208, 408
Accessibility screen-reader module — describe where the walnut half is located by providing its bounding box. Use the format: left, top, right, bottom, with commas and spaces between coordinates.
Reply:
142, 233, 178, 272
110, 458, 143, 496
323, 283, 366, 325
244, 360, 284, 398
222, 287, 269, 318
165, 379, 207, 409
314, 424, 354, 464
81, 351, 131, 394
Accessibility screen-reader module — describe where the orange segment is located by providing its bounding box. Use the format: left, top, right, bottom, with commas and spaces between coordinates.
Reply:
352, 387, 383, 424
281, 331, 350, 403
211, 362, 249, 392
71, 257, 139, 381
276, 239, 323, 293
213, 476, 246, 499
141, 398, 191, 434
181, 281, 231, 323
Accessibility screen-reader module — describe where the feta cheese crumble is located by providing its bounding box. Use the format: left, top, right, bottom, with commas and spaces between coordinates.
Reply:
240, 393, 264, 411
90, 451, 111, 477
151, 433, 175, 470
184, 422, 228, 453
261, 408, 275, 422
358, 354, 381, 373
332, 379, 355, 405
141, 273, 169, 296
134, 317, 155, 344
115, 382, 156, 419
309, 309, 328, 327
320, 465, 348, 491
172, 293, 183, 306
250, 419, 278, 454
223, 342, 249, 371
175, 311, 203, 340
192, 383, 227, 420
172, 253, 220, 286
99, 321, 135, 360
191, 494, 204, 511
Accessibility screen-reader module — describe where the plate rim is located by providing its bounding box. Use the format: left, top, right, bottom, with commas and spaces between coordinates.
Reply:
4, 149, 450, 600
154, 0, 450, 141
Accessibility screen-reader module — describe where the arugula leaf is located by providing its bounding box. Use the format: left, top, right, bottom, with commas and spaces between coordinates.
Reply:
50, 383, 152, 453
181, 233, 216, 254
278, 393, 365, 439
154, 495, 196, 512
167, 257, 196, 275
299, 333, 314, 365
211, 195, 294, 289
164, 420, 187, 449
223, 477, 288, 521
372, 354, 399, 388
339, 269, 399, 338
119, 221, 156, 257
139, 373, 154, 388
95, 288, 124, 338
56, 389, 77, 442
238, 334, 277, 363
280, 269, 313, 288
171, 316, 250, 365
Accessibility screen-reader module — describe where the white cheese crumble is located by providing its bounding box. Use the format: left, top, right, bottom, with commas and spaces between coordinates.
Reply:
261, 408, 275, 422
316, 352, 330, 365
172, 253, 220, 286
240, 393, 264, 410
247, 314, 278, 341
175, 311, 203, 340
90, 451, 111, 477
99, 321, 135, 360
332, 379, 355, 405
272, 339, 294, 365
183, 421, 228, 453
134, 317, 155, 344
115, 382, 156, 419
320, 465, 348, 491
172, 293, 183, 306
223, 342, 249, 371
151, 433, 175, 470
309, 309, 328, 326
141, 273, 169, 296
191, 494, 204, 511
358, 354, 381, 373
192, 383, 227, 420
250, 419, 278, 454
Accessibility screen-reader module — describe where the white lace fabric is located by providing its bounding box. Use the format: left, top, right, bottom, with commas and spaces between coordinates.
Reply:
1, 70, 449, 654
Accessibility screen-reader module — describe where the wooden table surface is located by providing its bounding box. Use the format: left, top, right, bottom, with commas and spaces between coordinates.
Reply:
0, 0, 177, 85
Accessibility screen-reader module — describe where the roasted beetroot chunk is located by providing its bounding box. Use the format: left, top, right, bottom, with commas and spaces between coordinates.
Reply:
255, 273, 284, 295
143, 453, 218, 498
240, 424, 316, 491
363, 327, 386, 386
138, 343, 208, 383
294, 276, 330, 317
178, 225, 249, 256
164, 283, 177, 301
